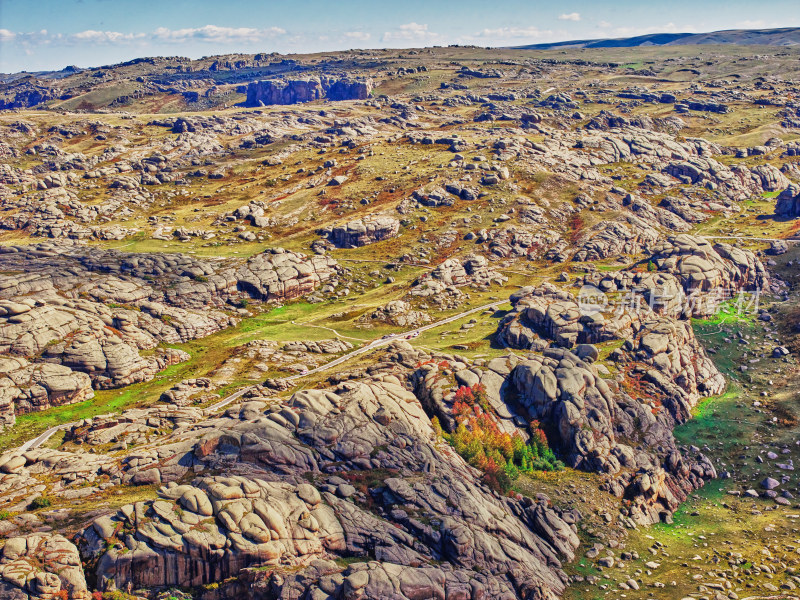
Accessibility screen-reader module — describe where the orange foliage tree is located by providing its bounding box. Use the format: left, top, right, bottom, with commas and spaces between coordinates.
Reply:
436, 385, 563, 493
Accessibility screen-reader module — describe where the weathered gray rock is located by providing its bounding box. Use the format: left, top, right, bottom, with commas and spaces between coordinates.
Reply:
281, 339, 353, 354
651, 234, 767, 296
663, 157, 788, 200
75, 370, 579, 598
0, 244, 339, 416
81, 476, 345, 590
776, 183, 800, 217
412, 255, 508, 296
245, 77, 372, 106
326, 216, 400, 248
494, 281, 721, 524
159, 377, 216, 406
0, 534, 89, 600
360, 300, 431, 328
572, 214, 660, 262
0, 357, 93, 427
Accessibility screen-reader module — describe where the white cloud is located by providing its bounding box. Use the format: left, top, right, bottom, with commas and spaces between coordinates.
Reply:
558, 13, 581, 22
0, 25, 288, 49
152, 25, 286, 44
382, 22, 438, 42
12, 30, 54, 47
597, 21, 612, 29
344, 31, 371, 41
70, 30, 145, 44
475, 26, 554, 40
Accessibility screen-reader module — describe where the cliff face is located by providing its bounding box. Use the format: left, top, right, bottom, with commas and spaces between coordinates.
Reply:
245, 77, 372, 106
245, 79, 324, 106
326, 78, 372, 101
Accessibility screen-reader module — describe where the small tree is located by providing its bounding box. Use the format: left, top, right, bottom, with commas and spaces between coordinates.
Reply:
471, 383, 491, 412
431, 416, 443, 438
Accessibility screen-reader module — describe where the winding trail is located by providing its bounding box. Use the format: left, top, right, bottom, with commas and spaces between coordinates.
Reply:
698, 235, 800, 243
19, 425, 72, 453
16, 299, 507, 452
295, 322, 372, 342
279, 299, 505, 382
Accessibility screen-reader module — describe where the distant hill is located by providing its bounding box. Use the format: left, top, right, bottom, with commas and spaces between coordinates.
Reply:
514, 27, 800, 50
0, 65, 83, 85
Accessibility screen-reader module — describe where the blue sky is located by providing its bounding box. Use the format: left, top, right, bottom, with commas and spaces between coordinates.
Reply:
1, 0, 799, 73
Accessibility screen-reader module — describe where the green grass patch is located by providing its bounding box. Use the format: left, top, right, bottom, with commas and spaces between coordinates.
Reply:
692, 297, 759, 327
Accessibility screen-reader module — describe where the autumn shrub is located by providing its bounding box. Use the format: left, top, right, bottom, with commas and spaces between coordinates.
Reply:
567, 212, 585, 244
435, 385, 563, 493
454, 383, 490, 412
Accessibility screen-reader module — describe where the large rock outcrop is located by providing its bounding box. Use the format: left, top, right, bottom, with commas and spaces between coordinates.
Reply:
245, 77, 372, 106
0, 534, 89, 600
0, 357, 94, 428
412, 255, 508, 297
509, 344, 717, 525
81, 477, 344, 590
71, 372, 579, 599
491, 281, 723, 524
650, 234, 767, 294
0, 297, 198, 390
360, 300, 432, 328
246, 79, 323, 105
326, 216, 400, 248
573, 214, 660, 262
0, 244, 339, 310
496, 282, 648, 349
663, 157, 789, 201
776, 183, 800, 217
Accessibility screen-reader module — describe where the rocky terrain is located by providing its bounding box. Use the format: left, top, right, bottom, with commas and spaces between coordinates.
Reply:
0, 42, 799, 600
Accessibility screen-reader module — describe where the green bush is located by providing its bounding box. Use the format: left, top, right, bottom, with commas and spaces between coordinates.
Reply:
29, 496, 52, 509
